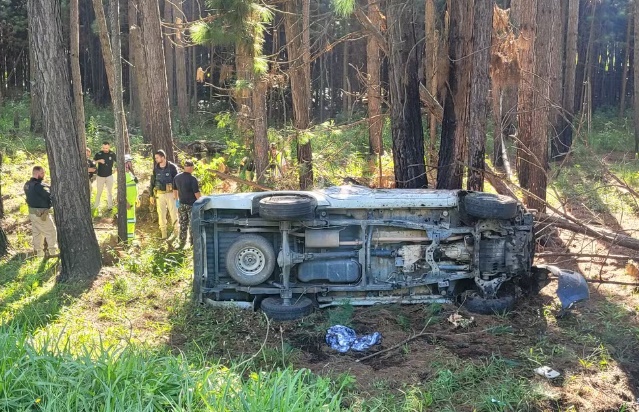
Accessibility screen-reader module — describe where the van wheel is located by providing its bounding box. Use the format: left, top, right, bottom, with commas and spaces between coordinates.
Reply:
463, 192, 518, 220
260, 296, 314, 321
258, 195, 315, 221
460, 291, 516, 315
225, 235, 275, 286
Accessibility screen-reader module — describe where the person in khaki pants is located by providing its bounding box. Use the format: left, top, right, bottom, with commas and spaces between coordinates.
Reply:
149, 150, 179, 239
23, 166, 57, 258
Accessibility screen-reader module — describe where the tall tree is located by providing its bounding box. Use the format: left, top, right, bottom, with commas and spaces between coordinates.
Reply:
108, 0, 129, 241
163, 1, 176, 108
132, 0, 175, 161
69, 0, 86, 157
28, 27, 42, 133
620, 3, 632, 118
634, 0, 639, 155
27, 0, 101, 280
174, 13, 190, 134
284, 0, 314, 189
518, 0, 550, 212
438, 1, 472, 189
467, 0, 492, 191
386, 0, 426, 188
365, 0, 383, 156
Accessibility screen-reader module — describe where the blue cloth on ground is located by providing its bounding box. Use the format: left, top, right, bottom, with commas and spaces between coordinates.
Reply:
325, 325, 382, 353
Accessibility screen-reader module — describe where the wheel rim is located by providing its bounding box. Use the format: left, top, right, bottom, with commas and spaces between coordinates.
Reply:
235, 247, 266, 276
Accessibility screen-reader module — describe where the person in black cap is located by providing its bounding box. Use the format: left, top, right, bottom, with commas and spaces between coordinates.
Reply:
173, 159, 201, 248
23, 166, 57, 258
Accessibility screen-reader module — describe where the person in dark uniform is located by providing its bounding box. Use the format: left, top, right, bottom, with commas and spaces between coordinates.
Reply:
173, 159, 201, 248
23, 166, 57, 258
93, 141, 116, 210
149, 150, 179, 239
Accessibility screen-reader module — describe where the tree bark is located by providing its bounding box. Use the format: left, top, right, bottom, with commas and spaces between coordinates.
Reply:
437, 1, 472, 189
135, 0, 175, 161
27, 0, 101, 280
620, 3, 632, 118
174, 14, 189, 134
284, 0, 313, 189
424, 0, 438, 158
108, 0, 128, 241
548, 0, 565, 161
518, 0, 550, 212
467, 0, 492, 191
366, 0, 383, 156
163, 0, 175, 108
634, 0, 639, 155
91, 0, 115, 100
253, 78, 269, 183
69, 0, 86, 157
28, 27, 43, 133
129, 1, 152, 144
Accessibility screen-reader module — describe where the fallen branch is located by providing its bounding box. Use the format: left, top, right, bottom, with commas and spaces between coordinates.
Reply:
537, 212, 639, 252
211, 170, 272, 191
536, 252, 635, 260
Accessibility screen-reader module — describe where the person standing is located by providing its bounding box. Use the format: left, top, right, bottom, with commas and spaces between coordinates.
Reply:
93, 141, 116, 210
173, 159, 201, 248
268, 143, 287, 179
124, 155, 139, 242
150, 150, 179, 239
23, 166, 57, 258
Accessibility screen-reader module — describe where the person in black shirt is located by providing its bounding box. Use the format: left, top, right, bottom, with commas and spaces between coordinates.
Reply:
173, 159, 201, 248
93, 141, 116, 210
23, 166, 57, 258
150, 150, 179, 239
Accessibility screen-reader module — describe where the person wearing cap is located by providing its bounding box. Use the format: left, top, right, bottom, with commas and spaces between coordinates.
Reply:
23, 165, 58, 258
173, 159, 201, 248
124, 154, 139, 242
267, 143, 287, 179
149, 150, 179, 239
93, 141, 116, 211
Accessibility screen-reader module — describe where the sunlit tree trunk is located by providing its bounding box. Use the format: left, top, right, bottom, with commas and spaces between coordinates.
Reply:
69, 0, 86, 157
437, 1, 472, 189
175, 13, 190, 134
366, 0, 382, 156
164, 0, 176, 108
467, 0, 492, 191
284, 0, 313, 189
548, 0, 565, 160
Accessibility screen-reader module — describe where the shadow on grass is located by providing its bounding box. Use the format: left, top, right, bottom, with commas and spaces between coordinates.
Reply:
0, 252, 100, 335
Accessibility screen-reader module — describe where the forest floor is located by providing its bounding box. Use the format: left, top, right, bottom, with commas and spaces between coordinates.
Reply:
1, 103, 639, 410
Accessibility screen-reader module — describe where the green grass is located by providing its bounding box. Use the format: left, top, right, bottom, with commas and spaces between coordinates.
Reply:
0, 325, 346, 412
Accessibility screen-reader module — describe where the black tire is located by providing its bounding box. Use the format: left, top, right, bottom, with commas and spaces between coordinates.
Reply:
461, 291, 516, 315
260, 296, 314, 321
463, 192, 518, 220
225, 235, 276, 286
258, 195, 315, 221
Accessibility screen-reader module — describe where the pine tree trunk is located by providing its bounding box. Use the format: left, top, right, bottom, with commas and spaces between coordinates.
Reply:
284, 0, 313, 189
91, 0, 116, 100
437, 1, 472, 189
174, 12, 189, 134
27, 0, 102, 280
634, 0, 639, 154
387, 0, 426, 188
342, 40, 351, 117
28, 27, 43, 133
548, 0, 565, 160
163, 1, 175, 108
366, 0, 382, 156
424, 0, 438, 158
518, 0, 550, 212
235, 42, 253, 144
108, 0, 129, 241
129, 1, 152, 143
69, 0, 86, 157
467, 0, 492, 191
136, 0, 175, 161
254, 78, 269, 183
555, 0, 578, 157
620, 3, 632, 118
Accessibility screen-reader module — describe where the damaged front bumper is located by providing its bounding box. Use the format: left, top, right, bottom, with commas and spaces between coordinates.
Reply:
535, 265, 590, 310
